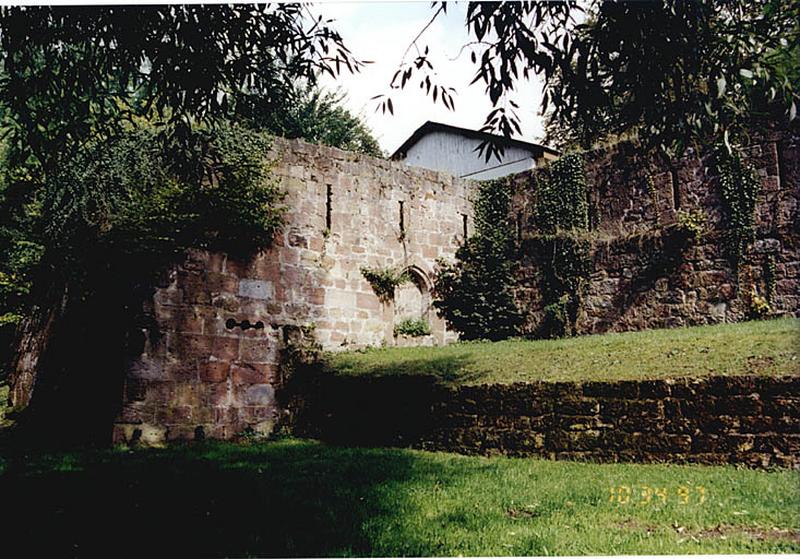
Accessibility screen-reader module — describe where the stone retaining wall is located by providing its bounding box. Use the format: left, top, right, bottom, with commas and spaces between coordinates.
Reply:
291, 373, 800, 469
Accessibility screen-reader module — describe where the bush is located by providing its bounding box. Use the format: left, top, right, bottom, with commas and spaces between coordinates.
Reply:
393, 318, 431, 337
432, 178, 524, 341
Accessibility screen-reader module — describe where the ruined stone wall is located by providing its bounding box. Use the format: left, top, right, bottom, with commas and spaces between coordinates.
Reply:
293, 373, 800, 469
512, 127, 800, 334
114, 138, 474, 443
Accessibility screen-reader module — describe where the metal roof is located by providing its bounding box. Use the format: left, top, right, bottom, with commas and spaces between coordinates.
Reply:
390, 121, 560, 160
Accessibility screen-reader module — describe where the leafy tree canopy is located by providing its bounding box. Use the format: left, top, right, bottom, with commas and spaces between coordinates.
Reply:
235, 82, 383, 157
377, 0, 800, 156
0, 4, 360, 173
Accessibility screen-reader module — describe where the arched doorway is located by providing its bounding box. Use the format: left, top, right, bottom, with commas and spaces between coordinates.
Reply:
393, 266, 434, 343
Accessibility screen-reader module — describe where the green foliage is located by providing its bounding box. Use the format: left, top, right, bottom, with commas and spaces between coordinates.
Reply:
0, 123, 285, 336
529, 155, 592, 338
236, 83, 383, 157
716, 147, 761, 263
0, 5, 359, 173
432, 178, 523, 341
676, 209, 707, 241
763, 255, 777, 305
384, 1, 799, 157
393, 318, 431, 338
534, 154, 588, 234
43, 123, 284, 261
536, 234, 593, 339
745, 284, 772, 320
361, 266, 410, 302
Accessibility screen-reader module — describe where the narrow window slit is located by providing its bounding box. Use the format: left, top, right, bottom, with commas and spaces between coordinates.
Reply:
399, 200, 405, 235
462, 213, 468, 238
325, 184, 332, 232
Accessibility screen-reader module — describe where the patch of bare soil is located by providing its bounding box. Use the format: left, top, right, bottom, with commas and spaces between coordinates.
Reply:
694, 524, 800, 543
616, 520, 800, 543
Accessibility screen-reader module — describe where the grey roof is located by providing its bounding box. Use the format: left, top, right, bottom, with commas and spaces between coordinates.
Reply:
390, 121, 560, 160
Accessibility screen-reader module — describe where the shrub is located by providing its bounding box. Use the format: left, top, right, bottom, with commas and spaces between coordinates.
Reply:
393, 317, 431, 337
360, 266, 410, 302
432, 177, 524, 341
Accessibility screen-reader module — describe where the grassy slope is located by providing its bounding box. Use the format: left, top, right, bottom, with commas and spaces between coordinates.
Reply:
0, 439, 796, 556
329, 318, 800, 385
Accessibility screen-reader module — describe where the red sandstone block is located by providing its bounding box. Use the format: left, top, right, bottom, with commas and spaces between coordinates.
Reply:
199, 360, 230, 383
169, 333, 212, 358
205, 382, 232, 407
156, 405, 192, 425
206, 271, 239, 294
119, 403, 151, 424
166, 424, 197, 441
212, 336, 241, 361
356, 292, 381, 312
304, 287, 326, 306
178, 272, 213, 304
239, 338, 275, 363
145, 381, 176, 405
174, 383, 202, 407
231, 363, 275, 385
243, 405, 275, 422
169, 307, 205, 334
165, 360, 198, 382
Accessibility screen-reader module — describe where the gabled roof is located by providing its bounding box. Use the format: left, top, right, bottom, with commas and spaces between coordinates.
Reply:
390, 121, 560, 160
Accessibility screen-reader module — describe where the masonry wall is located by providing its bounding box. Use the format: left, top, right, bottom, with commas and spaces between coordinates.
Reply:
291, 373, 800, 469
511, 127, 800, 334
113, 138, 474, 443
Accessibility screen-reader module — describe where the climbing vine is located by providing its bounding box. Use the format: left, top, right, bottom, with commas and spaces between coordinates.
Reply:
763, 254, 777, 306
432, 177, 523, 341
534, 153, 588, 234
537, 233, 593, 338
361, 266, 410, 302
530, 154, 592, 338
716, 147, 760, 264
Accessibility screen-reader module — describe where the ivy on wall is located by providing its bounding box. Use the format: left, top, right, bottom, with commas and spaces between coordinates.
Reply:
537, 234, 593, 338
532, 153, 592, 338
361, 266, 410, 302
534, 153, 589, 234
432, 177, 523, 341
716, 147, 760, 264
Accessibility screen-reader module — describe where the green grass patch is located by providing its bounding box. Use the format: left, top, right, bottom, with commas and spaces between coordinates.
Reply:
329, 318, 800, 385
0, 438, 796, 556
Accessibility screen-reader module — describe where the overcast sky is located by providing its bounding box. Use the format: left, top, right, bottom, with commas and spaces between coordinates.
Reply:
313, 1, 546, 155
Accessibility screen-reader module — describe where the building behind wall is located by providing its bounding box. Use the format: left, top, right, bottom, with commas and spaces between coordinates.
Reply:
391, 121, 559, 180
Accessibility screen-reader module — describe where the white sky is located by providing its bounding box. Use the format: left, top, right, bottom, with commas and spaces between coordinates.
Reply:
313, 1, 546, 155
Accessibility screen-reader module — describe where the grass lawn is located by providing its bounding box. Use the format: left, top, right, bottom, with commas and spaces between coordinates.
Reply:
329, 318, 800, 385
0, 438, 796, 556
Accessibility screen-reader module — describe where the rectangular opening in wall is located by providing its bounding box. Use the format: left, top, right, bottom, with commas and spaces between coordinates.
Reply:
399, 200, 405, 235
776, 141, 785, 190
670, 167, 681, 210
325, 184, 332, 232
462, 213, 468, 239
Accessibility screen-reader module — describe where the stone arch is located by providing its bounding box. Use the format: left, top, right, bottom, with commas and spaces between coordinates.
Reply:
394, 265, 433, 324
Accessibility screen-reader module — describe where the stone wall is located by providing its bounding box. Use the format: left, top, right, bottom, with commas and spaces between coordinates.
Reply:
113, 138, 473, 443
291, 373, 800, 469
112, 126, 800, 444
511, 127, 800, 334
